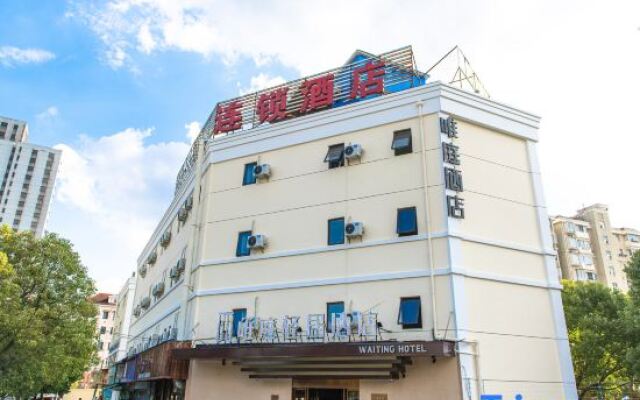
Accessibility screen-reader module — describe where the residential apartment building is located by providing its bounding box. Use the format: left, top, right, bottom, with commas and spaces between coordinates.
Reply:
551, 204, 640, 291
106, 276, 136, 400
79, 293, 117, 389
0, 116, 61, 236
112, 47, 577, 400
0, 116, 29, 142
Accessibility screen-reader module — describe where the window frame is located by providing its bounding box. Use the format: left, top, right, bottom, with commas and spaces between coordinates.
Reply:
236, 230, 253, 257
391, 129, 413, 155
232, 308, 247, 338
326, 301, 345, 333
327, 217, 345, 246
242, 162, 258, 186
396, 207, 418, 237
324, 144, 345, 169
398, 296, 422, 329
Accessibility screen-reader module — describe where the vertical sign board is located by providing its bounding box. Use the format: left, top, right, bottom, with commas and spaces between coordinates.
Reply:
440, 116, 465, 219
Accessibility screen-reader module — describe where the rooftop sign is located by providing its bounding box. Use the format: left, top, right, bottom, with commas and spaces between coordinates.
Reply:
175, 46, 426, 195
203, 46, 427, 137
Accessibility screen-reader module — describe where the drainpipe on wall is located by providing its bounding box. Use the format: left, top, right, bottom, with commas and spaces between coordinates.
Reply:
416, 101, 440, 341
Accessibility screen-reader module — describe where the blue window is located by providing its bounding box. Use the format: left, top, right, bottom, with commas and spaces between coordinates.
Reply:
236, 231, 252, 257
398, 297, 422, 329
327, 218, 345, 246
326, 302, 345, 332
397, 207, 418, 236
242, 162, 257, 186
232, 308, 246, 337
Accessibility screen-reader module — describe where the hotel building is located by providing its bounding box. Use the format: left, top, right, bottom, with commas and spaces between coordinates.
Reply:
551, 204, 640, 291
113, 47, 577, 400
0, 116, 61, 236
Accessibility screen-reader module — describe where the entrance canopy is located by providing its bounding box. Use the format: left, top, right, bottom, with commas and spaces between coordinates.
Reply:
173, 340, 455, 380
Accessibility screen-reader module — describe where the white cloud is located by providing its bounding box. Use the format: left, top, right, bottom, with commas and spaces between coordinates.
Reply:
49, 128, 190, 292
0, 46, 55, 67
137, 24, 157, 54
36, 106, 59, 120
238, 73, 286, 95
184, 121, 201, 143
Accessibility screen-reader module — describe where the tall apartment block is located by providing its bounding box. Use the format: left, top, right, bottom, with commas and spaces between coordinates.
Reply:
551, 204, 640, 291
0, 116, 61, 236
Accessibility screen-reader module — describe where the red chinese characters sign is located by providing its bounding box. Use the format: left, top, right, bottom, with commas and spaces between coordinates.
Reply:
210, 54, 406, 136
300, 74, 334, 113
213, 101, 243, 134
350, 61, 385, 99
257, 88, 289, 123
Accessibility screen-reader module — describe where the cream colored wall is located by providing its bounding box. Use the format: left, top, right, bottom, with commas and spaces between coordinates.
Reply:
187, 360, 291, 400
360, 357, 461, 400
194, 115, 449, 341
452, 120, 540, 248
447, 119, 567, 399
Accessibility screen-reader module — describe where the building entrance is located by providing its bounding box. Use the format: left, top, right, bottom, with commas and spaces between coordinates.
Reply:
293, 388, 358, 400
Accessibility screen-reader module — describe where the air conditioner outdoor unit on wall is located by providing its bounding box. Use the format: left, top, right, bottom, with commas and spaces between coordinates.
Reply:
345, 222, 364, 238
248, 234, 267, 250
344, 144, 363, 160
253, 164, 271, 179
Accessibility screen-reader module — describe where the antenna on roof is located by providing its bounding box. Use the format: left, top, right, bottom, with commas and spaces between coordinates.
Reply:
426, 45, 490, 98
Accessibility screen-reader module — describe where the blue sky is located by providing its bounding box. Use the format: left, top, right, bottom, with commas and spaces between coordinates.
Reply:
1, 0, 639, 292
0, 1, 296, 146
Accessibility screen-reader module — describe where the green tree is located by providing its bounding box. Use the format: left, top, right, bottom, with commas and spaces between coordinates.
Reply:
562, 280, 633, 399
625, 251, 640, 380
0, 225, 97, 398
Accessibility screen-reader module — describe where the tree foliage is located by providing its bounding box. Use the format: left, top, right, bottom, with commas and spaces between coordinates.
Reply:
562, 280, 633, 399
0, 225, 97, 398
625, 251, 640, 377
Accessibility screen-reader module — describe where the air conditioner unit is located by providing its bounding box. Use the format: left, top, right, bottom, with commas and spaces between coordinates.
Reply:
253, 163, 271, 179
152, 282, 165, 297
160, 231, 172, 248
147, 251, 157, 265
344, 144, 363, 160
177, 257, 186, 272
140, 296, 151, 309
345, 222, 364, 238
177, 207, 188, 222
248, 234, 267, 250
185, 195, 194, 211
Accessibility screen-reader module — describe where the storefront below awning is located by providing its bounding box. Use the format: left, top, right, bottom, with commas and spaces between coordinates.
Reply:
173, 340, 455, 380
114, 341, 190, 385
